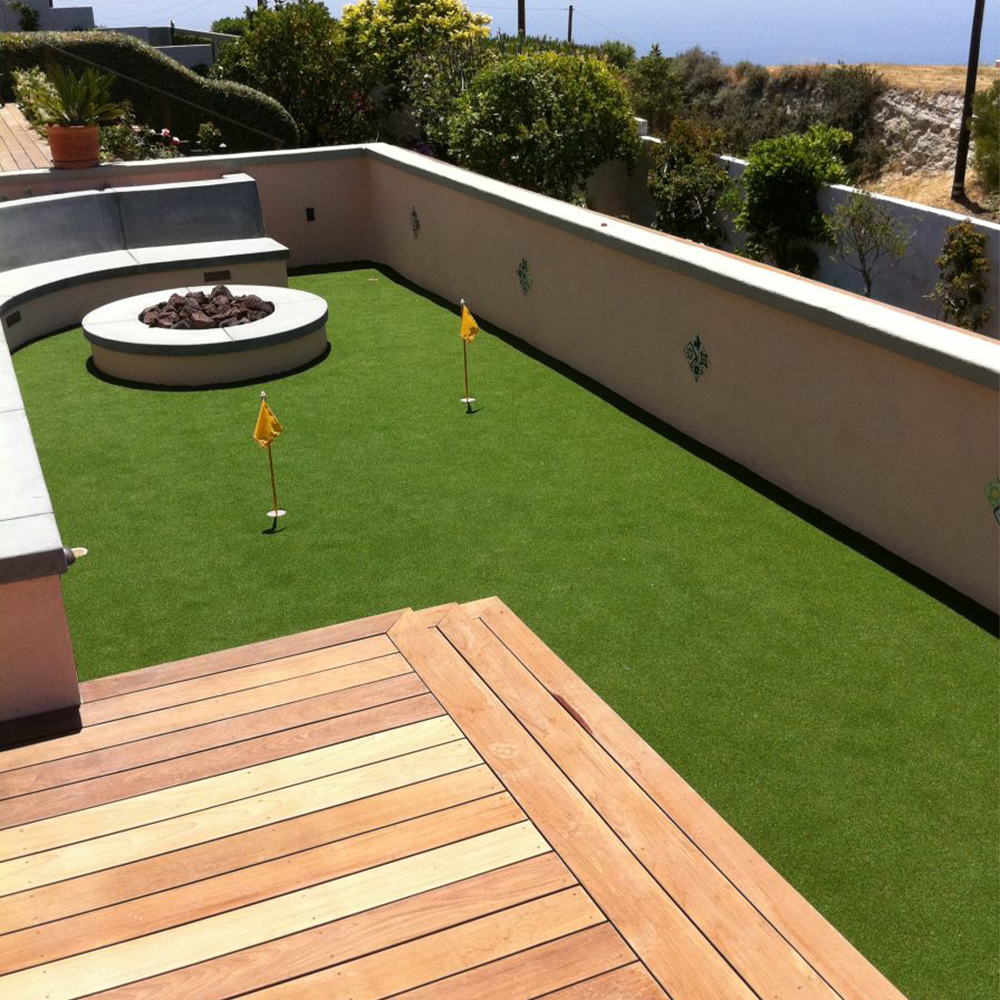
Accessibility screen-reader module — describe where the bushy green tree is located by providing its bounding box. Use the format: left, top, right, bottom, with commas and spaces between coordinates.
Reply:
212, 0, 373, 145
342, 0, 489, 109
736, 124, 850, 277
448, 52, 641, 201
627, 45, 681, 135
647, 118, 737, 247
828, 191, 910, 297
210, 16, 248, 35
929, 220, 994, 331
403, 33, 493, 153
971, 79, 999, 196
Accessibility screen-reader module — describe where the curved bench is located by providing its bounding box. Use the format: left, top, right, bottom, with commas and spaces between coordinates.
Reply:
0, 173, 290, 737
0, 173, 289, 351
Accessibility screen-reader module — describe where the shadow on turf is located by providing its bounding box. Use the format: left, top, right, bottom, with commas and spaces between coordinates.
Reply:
83, 342, 331, 392
311, 262, 999, 637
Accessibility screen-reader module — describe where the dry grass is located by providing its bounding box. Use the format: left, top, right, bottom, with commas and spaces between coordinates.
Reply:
866, 168, 999, 220
767, 63, 999, 94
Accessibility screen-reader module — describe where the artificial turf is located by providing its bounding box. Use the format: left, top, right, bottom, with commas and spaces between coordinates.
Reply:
12, 264, 998, 1000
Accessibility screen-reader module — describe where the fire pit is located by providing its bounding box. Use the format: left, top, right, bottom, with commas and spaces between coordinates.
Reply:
82, 285, 328, 387
140, 286, 275, 330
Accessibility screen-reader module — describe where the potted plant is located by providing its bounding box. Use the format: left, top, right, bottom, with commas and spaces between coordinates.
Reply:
33, 64, 125, 169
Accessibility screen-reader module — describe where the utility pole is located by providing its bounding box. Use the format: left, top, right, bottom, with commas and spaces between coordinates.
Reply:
518, 0, 525, 42
567, 4, 573, 44
951, 0, 985, 202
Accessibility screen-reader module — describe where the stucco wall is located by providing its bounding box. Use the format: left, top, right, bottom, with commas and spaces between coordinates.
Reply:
587, 139, 1000, 339
2, 145, 998, 615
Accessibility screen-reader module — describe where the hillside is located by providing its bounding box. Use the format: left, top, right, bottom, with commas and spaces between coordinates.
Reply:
767, 63, 999, 93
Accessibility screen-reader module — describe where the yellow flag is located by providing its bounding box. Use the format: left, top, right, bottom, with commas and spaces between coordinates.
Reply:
459, 303, 479, 343
253, 399, 282, 448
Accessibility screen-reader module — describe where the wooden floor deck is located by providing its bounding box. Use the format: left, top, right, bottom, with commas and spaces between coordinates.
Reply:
0, 104, 50, 172
0, 599, 908, 1000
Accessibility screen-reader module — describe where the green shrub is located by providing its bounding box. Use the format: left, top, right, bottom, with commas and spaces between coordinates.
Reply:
100, 109, 182, 161
627, 45, 681, 135
11, 66, 55, 132
736, 124, 851, 277
210, 16, 248, 35
828, 191, 910, 297
929, 220, 994, 332
0, 31, 297, 151
403, 33, 493, 154
672, 46, 728, 109
212, 0, 372, 145
448, 52, 641, 201
647, 118, 737, 247
7, 0, 38, 31
342, 0, 490, 110
816, 63, 887, 180
195, 121, 224, 154
594, 40, 636, 71
971, 79, 999, 195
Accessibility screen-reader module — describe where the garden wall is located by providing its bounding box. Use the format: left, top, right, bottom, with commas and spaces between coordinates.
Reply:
587, 138, 1000, 339
2, 145, 997, 629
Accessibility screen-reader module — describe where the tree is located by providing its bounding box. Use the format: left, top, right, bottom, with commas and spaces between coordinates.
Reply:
736, 124, 850, 277
342, 0, 490, 109
647, 118, 737, 247
929, 220, 993, 332
448, 52, 641, 201
403, 34, 493, 154
626, 45, 681, 135
828, 192, 910, 297
210, 16, 249, 35
211, 0, 373, 145
971, 79, 999, 196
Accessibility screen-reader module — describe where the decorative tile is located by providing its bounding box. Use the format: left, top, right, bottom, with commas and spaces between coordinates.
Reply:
410, 206, 420, 239
683, 335, 709, 381
986, 477, 1000, 524
517, 258, 532, 295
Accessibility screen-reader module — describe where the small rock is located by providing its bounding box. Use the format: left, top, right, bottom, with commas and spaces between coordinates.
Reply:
189, 311, 213, 329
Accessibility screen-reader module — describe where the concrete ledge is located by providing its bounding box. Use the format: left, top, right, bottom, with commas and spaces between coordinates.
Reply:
84, 284, 328, 386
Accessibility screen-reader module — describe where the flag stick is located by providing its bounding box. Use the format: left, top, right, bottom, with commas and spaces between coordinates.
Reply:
266, 441, 279, 531
462, 339, 472, 413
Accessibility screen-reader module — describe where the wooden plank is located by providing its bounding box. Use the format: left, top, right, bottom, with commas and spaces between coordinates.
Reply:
250, 887, 604, 999
541, 964, 668, 1000
79, 608, 404, 702
459, 596, 500, 619
0, 793, 525, 973
84, 853, 575, 1000
0, 653, 414, 773
0, 691, 443, 828
0, 739, 482, 896
478, 598, 909, 1000
439, 607, 838, 1000
80, 635, 397, 725
389, 923, 645, 1000
0, 764, 502, 935
389, 619, 756, 1000
0, 822, 550, 1000
0, 715, 462, 863
0, 672, 428, 800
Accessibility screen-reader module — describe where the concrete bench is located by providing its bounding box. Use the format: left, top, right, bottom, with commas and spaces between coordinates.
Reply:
0, 173, 289, 350
0, 172, 288, 742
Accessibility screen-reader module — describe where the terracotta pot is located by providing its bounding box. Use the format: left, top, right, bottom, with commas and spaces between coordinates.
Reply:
47, 124, 100, 170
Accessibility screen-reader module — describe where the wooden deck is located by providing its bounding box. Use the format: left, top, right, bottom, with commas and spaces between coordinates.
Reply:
0, 598, 908, 999
0, 104, 49, 172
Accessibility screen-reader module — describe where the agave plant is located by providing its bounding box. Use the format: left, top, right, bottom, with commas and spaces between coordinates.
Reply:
33, 64, 125, 128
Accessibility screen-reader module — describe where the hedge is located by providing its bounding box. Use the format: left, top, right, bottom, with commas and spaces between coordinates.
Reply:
0, 32, 298, 151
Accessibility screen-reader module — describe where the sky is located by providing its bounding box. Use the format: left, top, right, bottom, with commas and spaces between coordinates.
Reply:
82, 0, 1000, 66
